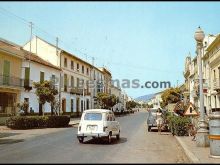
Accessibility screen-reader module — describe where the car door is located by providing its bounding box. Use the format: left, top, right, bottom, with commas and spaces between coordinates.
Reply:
111, 113, 119, 135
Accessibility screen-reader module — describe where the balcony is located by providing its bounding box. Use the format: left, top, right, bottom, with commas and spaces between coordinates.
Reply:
23, 79, 33, 91
70, 87, 83, 95
0, 75, 23, 89
191, 89, 199, 98
213, 78, 220, 92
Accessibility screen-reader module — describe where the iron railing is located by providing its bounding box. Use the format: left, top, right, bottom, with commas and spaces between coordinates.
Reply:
0, 75, 23, 88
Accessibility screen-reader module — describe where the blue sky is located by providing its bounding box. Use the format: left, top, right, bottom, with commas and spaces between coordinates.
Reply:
1, 2, 220, 98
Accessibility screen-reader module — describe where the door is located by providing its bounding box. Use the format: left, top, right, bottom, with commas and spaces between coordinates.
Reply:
62, 99, 66, 113
111, 113, 119, 135
76, 98, 80, 114
3, 60, 10, 85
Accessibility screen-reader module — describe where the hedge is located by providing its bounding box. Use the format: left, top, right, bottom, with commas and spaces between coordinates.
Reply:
6, 115, 70, 129
167, 115, 190, 136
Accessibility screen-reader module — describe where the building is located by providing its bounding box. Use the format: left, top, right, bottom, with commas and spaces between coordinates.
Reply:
0, 38, 24, 116
23, 36, 95, 115
183, 34, 216, 115
111, 85, 123, 111
20, 49, 61, 115
203, 34, 220, 113
98, 67, 112, 94
150, 92, 163, 109
23, 36, 114, 114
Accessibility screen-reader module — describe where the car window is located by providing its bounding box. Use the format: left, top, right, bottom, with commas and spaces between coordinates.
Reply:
84, 113, 102, 121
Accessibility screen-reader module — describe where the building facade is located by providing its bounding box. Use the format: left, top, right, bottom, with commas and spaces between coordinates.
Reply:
0, 38, 24, 116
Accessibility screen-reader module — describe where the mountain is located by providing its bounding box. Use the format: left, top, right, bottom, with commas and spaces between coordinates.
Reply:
135, 93, 155, 102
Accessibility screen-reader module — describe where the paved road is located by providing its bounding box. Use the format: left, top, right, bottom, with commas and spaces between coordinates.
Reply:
0, 111, 189, 163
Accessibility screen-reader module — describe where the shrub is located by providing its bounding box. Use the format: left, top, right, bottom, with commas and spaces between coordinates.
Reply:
6, 115, 70, 129
47, 116, 70, 128
167, 115, 190, 136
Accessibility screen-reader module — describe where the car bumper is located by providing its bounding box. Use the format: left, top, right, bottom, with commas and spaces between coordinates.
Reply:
77, 132, 108, 138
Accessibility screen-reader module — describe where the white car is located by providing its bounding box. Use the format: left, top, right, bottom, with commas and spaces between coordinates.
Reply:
77, 109, 120, 144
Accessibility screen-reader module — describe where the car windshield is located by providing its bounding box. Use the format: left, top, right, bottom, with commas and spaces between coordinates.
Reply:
84, 113, 102, 121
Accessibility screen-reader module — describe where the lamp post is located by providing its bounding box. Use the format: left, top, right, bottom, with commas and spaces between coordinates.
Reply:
194, 26, 209, 147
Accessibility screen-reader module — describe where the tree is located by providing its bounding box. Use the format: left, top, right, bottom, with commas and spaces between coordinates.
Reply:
33, 80, 58, 116
161, 87, 182, 108
97, 92, 117, 109
126, 100, 138, 110
17, 100, 29, 116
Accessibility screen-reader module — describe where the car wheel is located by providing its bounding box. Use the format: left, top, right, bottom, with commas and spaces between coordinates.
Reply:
78, 137, 84, 143
116, 133, 120, 140
108, 134, 112, 144
148, 126, 151, 132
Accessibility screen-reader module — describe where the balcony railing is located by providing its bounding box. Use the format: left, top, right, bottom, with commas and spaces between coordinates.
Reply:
0, 75, 23, 88
70, 87, 83, 95
213, 78, 220, 91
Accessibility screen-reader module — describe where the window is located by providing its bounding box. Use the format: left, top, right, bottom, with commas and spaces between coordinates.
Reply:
51, 74, 56, 87
87, 68, 89, 75
40, 71, 44, 83
77, 78, 80, 87
84, 113, 102, 121
71, 99, 74, 112
64, 58, 67, 67
71, 61, 74, 70
24, 67, 30, 87
3, 60, 10, 85
64, 74, 67, 92
71, 76, 74, 87
77, 63, 79, 72
82, 65, 84, 74
81, 100, 84, 112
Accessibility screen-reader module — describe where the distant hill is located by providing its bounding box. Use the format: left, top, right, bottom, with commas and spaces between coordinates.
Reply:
135, 93, 155, 102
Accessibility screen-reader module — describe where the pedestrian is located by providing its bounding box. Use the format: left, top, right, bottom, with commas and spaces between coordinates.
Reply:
156, 108, 163, 134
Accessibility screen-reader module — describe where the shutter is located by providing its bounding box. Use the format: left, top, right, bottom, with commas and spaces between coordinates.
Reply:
25, 67, 30, 86
40, 72, 44, 83
3, 60, 10, 85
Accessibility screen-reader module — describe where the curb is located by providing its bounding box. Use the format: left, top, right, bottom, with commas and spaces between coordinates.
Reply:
175, 136, 200, 163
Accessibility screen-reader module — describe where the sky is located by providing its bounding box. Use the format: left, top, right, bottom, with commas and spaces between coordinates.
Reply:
1, 2, 220, 98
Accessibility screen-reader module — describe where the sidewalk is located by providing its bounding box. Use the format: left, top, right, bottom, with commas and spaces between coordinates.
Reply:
175, 136, 220, 163
0, 118, 80, 143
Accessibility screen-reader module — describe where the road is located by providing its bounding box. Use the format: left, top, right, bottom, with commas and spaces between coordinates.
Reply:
0, 111, 189, 163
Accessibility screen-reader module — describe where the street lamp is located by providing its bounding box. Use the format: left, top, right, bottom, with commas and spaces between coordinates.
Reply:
194, 26, 209, 147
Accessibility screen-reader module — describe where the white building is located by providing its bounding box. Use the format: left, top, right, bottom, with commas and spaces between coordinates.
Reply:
20, 49, 61, 114
111, 85, 123, 111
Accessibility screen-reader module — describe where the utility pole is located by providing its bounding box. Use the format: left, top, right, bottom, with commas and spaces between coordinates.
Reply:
29, 22, 33, 67
92, 57, 95, 66
56, 37, 61, 116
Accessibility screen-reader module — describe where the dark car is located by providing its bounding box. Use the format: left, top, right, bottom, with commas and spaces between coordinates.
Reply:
147, 108, 168, 132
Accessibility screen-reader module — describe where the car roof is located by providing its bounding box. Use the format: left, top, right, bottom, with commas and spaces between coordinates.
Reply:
83, 109, 112, 113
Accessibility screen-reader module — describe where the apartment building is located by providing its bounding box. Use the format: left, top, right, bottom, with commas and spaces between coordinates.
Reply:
183, 34, 216, 114
23, 36, 115, 113
204, 34, 220, 112
0, 38, 24, 116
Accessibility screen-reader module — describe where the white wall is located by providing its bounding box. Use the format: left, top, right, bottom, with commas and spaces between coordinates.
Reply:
23, 36, 60, 67
20, 60, 60, 113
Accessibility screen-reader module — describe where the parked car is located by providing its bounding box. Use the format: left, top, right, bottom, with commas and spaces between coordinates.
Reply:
147, 108, 158, 132
147, 108, 168, 132
77, 109, 120, 144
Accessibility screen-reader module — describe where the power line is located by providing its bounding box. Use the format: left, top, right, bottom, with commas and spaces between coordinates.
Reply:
0, 6, 183, 74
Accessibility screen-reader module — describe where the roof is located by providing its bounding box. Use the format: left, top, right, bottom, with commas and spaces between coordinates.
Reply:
22, 49, 61, 70
0, 38, 24, 59
98, 67, 112, 77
